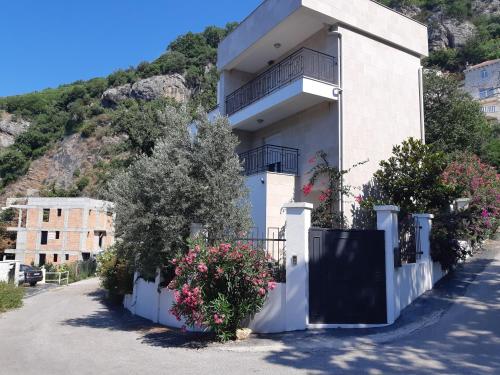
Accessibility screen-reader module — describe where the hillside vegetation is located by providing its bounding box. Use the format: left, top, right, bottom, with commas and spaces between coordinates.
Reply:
0, 23, 236, 197
379, 0, 499, 72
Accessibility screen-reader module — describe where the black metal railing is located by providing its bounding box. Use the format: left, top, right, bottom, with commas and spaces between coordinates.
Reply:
396, 216, 423, 265
238, 227, 286, 283
239, 145, 299, 176
225, 47, 336, 116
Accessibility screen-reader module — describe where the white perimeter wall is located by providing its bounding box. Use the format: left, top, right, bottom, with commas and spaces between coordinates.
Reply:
124, 278, 287, 334
394, 260, 446, 315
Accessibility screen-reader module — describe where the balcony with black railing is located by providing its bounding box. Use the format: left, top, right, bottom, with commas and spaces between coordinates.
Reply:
239, 145, 299, 176
225, 48, 336, 117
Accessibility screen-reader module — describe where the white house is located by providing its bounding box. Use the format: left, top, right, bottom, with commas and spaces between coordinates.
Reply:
464, 59, 500, 121
125, 1, 451, 333
210, 0, 428, 232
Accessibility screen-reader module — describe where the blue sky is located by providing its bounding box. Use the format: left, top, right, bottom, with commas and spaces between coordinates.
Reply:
0, 0, 262, 97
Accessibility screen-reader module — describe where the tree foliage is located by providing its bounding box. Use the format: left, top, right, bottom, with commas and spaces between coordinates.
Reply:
364, 138, 454, 215
107, 106, 250, 279
423, 71, 490, 155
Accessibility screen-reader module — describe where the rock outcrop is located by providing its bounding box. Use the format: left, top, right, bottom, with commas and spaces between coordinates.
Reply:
426, 15, 477, 50
0, 112, 30, 148
472, 0, 500, 15
396, 0, 499, 52
101, 74, 191, 106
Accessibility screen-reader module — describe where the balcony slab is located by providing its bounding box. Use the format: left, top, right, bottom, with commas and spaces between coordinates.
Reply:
229, 77, 339, 131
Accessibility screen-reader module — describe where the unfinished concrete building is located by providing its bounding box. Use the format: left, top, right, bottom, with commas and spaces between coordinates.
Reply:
2, 197, 114, 265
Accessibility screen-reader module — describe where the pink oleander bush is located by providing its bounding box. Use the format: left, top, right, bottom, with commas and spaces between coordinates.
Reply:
442, 152, 500, 241
431, 153, 500, 270
168, 241, 276, 341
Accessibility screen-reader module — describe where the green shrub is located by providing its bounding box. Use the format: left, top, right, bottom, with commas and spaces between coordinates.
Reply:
76, 176, 90, 191
442, 152, 500, 242
361, 138, 454, 216
0, 282, 24, 313
97, 247, 134, 304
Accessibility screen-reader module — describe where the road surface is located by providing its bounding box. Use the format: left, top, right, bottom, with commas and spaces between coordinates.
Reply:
0, 244, 499, 375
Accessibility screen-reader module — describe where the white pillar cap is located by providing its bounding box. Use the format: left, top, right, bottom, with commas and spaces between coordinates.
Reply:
373, 205, 400, 212
412, 213, 434, 219
282, 202, 313, 210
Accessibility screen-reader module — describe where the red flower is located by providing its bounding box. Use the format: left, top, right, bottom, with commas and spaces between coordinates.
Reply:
302, 183, 313, 196
354, 194, 363, 204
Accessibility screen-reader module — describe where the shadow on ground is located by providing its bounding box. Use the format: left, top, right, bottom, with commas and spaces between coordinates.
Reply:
62, 289, 214, 349
261, 247, 500, 374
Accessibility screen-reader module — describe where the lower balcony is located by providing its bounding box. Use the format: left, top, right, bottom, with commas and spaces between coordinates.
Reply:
239, 145, 299, 176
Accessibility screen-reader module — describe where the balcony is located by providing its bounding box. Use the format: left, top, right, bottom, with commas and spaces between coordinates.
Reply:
239, 145, 299, 176
225, 48, 339, 130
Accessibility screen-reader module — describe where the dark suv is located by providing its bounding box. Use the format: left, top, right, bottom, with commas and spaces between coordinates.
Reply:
19, 264, 43, 286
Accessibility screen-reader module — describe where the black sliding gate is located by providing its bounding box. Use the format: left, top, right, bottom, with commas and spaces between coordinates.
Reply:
309, 229, 387, 324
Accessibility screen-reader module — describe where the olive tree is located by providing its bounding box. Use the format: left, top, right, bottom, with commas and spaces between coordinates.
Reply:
107, 106, 250, 279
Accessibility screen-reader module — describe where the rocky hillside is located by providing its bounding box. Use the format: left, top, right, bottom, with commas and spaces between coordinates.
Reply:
0, 112, 30, 148
384, 0, 499, 71
0, 24, 236, 204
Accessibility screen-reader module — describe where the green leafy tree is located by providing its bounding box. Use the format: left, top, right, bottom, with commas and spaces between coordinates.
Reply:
424, 71, 489, 155
365, 138, 454, 215
111, 98, 179, 156
0, 150, 29, 186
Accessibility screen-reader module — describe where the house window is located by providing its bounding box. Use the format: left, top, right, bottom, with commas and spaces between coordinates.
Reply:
57, 209, 62, 217
42, 209, 50, 222
65, 254, 69, 261
483, 106, 497, 113
55, 231, 60, 239
53, 254, 58, 263
40, 231, 48, 245
481, 70, 488, 79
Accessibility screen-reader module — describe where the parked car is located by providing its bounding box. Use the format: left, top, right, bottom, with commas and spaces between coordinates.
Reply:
19, 265, 43, 286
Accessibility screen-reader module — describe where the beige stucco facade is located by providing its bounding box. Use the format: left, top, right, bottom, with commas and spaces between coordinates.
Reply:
213, 0, 428, 231
2, 197, 114, 265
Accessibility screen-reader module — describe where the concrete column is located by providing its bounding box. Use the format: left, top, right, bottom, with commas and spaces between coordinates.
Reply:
283, 202, 313, 331
40, 268, 46, 284
13, 261, 21, 286
374, 205, 399, 324
413, 214, 434, 262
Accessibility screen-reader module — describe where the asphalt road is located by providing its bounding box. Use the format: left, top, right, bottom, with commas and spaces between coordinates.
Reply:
0, 244, 499, 375
22, 282, 58, 298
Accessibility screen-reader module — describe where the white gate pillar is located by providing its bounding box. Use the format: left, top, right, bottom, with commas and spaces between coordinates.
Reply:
374, 205, 399, 324
283, 202, 313, 331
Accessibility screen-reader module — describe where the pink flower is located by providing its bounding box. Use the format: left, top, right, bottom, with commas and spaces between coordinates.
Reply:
216, 267, 224, 275
481, 209, 489, 218
354, 194, 363, 204
197, 262, 208, 273
174, 266, 182, 276
258, 288, 266, 296
213, 314, 224, 325
302, 183, 313, 196
268, 281, 277, 290
319, 189, 332, 202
